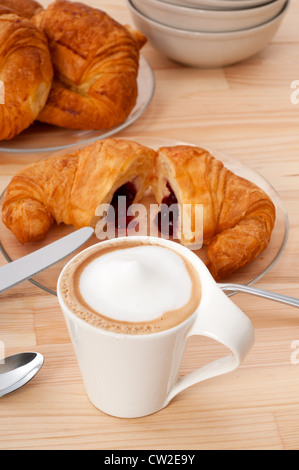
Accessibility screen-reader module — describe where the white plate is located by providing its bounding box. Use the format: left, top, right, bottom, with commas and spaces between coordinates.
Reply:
0, 56, 155, 154
0, 137, 288, 296
132, 0, 286, 32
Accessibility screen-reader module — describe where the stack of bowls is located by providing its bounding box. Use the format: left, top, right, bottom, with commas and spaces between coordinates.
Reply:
126, 0, 289, 67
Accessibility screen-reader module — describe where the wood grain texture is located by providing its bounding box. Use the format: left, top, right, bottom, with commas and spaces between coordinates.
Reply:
0, 0, 299, 450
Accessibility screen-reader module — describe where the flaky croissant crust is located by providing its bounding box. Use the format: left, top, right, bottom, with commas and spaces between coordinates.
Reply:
0, 0, 42, 18
0, 8, 53, 140
33, 0, 147, 130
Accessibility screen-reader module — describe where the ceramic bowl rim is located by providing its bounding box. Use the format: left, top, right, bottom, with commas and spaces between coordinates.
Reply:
131, 0, 286, 18
127, 0, 289, 38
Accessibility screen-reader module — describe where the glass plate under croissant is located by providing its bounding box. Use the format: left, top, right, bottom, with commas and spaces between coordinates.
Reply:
0, 137, 288, 296
0, 56, 155, 153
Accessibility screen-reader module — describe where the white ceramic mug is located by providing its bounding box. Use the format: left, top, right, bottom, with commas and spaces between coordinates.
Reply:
57, 236, 255, 418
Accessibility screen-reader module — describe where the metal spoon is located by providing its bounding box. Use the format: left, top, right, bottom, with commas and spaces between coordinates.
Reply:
219, 283, 299, 308
0, 352, 44, 397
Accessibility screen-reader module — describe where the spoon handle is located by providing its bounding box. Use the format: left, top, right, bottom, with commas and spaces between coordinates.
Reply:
219, 283, 299, 308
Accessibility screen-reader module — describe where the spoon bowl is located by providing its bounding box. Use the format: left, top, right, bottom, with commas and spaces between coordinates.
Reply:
0, 352, 44, 397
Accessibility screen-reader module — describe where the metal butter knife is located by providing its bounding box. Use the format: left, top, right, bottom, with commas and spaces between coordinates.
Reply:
0, 227, 94, 294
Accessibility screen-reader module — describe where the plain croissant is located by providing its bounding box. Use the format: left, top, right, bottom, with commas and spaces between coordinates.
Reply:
152, 145, 276, 280
0, 6, 53, 140
33, 0, 147, 130
1, 139, 156, 244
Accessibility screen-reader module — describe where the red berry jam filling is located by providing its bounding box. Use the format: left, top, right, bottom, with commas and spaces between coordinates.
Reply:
156, 182, 179, 237
109, 182, 137, 229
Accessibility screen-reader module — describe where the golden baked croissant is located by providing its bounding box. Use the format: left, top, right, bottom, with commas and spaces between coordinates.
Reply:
33, 0, 147, 130
0, 0, 42, 18
152, 145, 276, 280
0, 8, 53, 140
2, 139, 156, 243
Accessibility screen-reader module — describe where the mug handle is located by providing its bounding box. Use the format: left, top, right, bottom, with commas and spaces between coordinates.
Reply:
164, 284, 255, 406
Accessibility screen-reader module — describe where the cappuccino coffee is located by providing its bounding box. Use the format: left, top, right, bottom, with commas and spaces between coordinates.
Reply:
59, 239, 201, 334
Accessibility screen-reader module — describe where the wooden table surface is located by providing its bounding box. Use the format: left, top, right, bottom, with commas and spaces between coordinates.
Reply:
1, 0, 299, 451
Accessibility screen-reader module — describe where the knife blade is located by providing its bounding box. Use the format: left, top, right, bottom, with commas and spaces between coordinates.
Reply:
0, 227, 94, 294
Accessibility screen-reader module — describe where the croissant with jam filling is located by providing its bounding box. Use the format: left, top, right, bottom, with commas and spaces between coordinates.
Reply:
1, 139, 156, 244
152, 145, 276, 280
